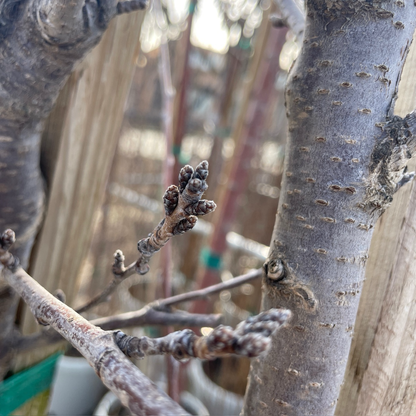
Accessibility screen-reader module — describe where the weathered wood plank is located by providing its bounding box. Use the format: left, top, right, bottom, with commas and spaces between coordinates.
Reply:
22, 12, 146, 335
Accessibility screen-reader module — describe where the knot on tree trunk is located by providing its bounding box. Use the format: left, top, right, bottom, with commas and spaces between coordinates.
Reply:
365, 114, 416, 215
264, 253, 317, 313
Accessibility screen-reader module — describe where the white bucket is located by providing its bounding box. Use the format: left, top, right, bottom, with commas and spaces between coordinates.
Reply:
48, 355, 107, 416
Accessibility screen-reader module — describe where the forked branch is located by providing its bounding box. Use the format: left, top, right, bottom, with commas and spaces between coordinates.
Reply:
77, 161, 216, 313
116, 309, 291, 361
20, 269, 262, 352
149, 268, 263, 309
16, 309, 223, 353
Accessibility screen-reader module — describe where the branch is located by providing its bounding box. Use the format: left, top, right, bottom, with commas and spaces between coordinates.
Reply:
151, 268, 263, 309
76, 250, 135, 313
16, 309, 222, 353
18, 269, 262, 352
137, 160, 216, 273
0, 231, 186, 416
115, 309, 291, 360
272, 0, 305, 41
91, 309, 222, 331
76, 161, 216, 313
17, 269, 262, 352
156, 4, 175, 316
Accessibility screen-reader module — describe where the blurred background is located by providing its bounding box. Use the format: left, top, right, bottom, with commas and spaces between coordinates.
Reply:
12, 0, 301, 414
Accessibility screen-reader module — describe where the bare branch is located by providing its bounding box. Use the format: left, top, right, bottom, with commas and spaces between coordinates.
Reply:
91, 309, 222, 331
18, 270, 262, 352
154, 14, 176, 389
137, 160, 216, 273
1, 232, 283, 414
151, 268, 263, 309
76, 250, 135, 313
273, 0, 305, 41
16, 309, 222, 353
115, 309, 291, 360
0, 231, 186, 415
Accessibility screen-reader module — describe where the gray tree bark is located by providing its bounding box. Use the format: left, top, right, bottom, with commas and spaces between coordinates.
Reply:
244, 2, 416, 415
336, 38, 416, 416
0, 0, 145, 379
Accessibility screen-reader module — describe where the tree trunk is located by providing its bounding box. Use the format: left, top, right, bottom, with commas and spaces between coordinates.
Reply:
336, 34, 416, 416
244, 3, 416, 415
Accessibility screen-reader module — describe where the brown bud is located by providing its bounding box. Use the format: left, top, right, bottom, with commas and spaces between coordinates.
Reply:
186, 200, 217, 216
163, 185, 179, 215
173, 216, 197, 235
187, 178, 206, 194
193, 160, 209, 181
178, 165, 194, 194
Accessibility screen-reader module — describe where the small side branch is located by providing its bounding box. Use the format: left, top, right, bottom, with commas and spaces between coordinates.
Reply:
365, 113, 416, 214
152, 268, 263, 309
136, 160, 216, 273
77, 161, 216, 313
116, 309, 291, 360
16, 309, 222, 353
75, 250, 135, 313
91, 309, 222, 331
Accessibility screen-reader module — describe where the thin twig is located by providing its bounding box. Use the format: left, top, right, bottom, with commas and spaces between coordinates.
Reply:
154, 0, 176, 298
76, 252, 136, 313
194, 20, 287, 316
116, 309, 291, 360
155, 1, 178, 396
18, 268, 262, 353
16, 309, 222, 353
91, 308, 222, 331
172, 0, 195, 176
152, 268, 263, 309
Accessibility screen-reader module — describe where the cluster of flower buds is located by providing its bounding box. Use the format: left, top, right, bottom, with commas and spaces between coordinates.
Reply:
115, 308, 291, 361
